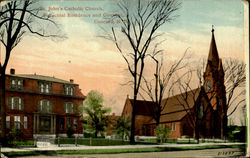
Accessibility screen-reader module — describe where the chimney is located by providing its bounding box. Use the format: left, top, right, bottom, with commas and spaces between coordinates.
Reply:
70, 79, 74, 83
10, 68, 15, 75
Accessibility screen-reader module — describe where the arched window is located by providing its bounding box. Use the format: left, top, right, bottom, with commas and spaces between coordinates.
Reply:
8, 97, 24, 110
38, 99, 52, 113
198, 102, 204, 119
206, 80, 211, 91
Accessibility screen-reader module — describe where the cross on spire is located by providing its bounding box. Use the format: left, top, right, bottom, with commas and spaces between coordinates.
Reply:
212, 25, 214, 33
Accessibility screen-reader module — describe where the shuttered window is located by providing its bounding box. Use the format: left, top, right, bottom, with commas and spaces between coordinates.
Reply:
64, 102, 75, 114
14, 116, 21, 129
6, 116, 10, 129
24, 116, 28, 129
38, 99, 52, 113
8, 97, 24, 110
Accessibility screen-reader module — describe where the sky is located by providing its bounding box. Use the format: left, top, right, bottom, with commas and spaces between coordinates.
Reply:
0, 0, 247, 125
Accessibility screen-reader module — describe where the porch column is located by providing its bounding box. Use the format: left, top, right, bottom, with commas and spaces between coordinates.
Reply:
37, 115, 39, 133
33, 114, 36, 134
53, 115, 56, 134
50, 115, 53, 134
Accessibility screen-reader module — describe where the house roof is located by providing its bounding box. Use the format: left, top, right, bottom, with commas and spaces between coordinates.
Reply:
128, 87, 201, 124
8, 74, 76, 85
127, 99, 158, 116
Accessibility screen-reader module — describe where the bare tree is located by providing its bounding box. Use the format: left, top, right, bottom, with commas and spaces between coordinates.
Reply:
139, 50, 188, 129
224, 58, 246, 117
102, 0, 181, 144
0, 0, 64, 141
174, 60, 217, 143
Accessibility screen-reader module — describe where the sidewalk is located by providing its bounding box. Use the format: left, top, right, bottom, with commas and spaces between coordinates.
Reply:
1, 142, 245, 152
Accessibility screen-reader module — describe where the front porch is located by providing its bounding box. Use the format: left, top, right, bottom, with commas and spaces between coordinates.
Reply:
33, 113, 56, 135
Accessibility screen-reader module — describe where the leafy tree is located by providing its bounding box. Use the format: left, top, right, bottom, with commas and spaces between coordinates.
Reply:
80, 90, 111, 138
155, 125, 170, 143
115, 116, 131, 140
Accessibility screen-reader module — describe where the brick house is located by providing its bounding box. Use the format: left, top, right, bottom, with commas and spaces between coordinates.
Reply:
5, 69, 85, 139
122, 29, 227, 139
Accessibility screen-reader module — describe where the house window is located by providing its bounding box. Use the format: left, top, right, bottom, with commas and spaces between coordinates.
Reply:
59, 118, 64, 130
74, 119, 77, 130
67, 118, 72, 128
24, 116, 28, 129
14, 116, 20, 129
6, 116, 10, 129
10, 78, 23, 90
38, 99, 52, 113
64, 85, 75, 96
39, 82, 51, 93
64, 102, 75, 114
8, 97, 24, 110
198, 102, 204, 119
171, 123, 176, 131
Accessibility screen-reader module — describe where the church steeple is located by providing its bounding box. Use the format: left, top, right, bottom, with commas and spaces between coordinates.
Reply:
207, 26, 219, 67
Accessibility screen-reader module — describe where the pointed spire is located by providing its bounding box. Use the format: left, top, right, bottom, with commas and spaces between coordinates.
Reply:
207, 26, 219, 67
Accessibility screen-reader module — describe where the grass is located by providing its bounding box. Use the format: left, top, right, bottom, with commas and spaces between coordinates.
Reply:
140, 138, 232, 144
7, 140, 34, 147
3, 144, 245, 157
55, 138, 131, 146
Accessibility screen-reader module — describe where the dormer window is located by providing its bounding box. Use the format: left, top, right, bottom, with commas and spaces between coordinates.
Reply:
64, 85, 75, 96
39, 82, 51, 94
10, 78, 23, 90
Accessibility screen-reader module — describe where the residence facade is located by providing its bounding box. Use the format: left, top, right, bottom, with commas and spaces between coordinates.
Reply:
5, 69, 85, 139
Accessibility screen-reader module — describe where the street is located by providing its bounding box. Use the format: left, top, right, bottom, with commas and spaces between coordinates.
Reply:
19, 148, 245, 158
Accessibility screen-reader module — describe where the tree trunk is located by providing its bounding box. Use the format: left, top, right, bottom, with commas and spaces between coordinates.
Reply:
94, 131, 98, 138
0, 68, 6, 143
130, 98, 136, 144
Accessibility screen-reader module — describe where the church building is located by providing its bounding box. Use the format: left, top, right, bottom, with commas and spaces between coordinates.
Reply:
121, 29, 227, 139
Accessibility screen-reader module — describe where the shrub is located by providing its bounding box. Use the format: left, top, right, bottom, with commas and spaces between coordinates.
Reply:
66, 127, 74, 138
155, 125, 170, 143
10, 127, 23, 140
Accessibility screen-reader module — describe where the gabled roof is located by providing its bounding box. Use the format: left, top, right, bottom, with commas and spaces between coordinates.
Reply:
8, 74, 75, 85
161, 88, 201, 115
127, 98, 157, 116
148, 88, 201, 124
126, 88, 202, 124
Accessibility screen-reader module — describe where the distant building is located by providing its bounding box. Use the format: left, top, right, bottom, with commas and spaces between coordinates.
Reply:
122, 29, 227, 139
105, 113, 121, 136
5, 69, 85, 139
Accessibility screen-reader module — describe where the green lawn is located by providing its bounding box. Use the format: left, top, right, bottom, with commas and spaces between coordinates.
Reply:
55, 138, 131, 146
3, 144, 245, 157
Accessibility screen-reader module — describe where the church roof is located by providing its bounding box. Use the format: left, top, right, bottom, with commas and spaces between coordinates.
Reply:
148, 88, 201, 124
126, 88, 201, 123
127, 99, 157, 116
